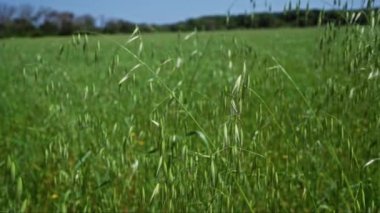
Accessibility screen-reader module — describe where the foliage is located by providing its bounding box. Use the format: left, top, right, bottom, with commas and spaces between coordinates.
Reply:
0, 2, 378, 38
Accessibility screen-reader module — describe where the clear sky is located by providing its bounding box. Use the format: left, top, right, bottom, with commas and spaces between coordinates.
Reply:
0, 0, 375, 24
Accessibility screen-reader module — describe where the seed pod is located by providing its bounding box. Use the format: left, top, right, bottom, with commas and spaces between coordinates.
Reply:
17, 177, 23, 199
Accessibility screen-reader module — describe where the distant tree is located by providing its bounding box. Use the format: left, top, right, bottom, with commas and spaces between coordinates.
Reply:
17, 4, 34, 21
0, 3, 16, 24
39, 10, 75, 35
33, 7, 52, 25
39, 20, 59, 35
0, 4, 39, 37
235, 15, 252, 28
103, 20, 121, 33
103, 19, 134, 33
11, 18, 35, 36
119, 20, 134, 33
57, 12, 75, 35
256, 14, 275, 28
74, 15, 96, 31
139, 24, 156, 32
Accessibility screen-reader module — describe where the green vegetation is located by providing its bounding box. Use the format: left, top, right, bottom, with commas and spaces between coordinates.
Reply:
1, 10, 380, 213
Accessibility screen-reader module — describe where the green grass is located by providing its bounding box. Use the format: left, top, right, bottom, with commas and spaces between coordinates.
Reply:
0, 26, 379, 212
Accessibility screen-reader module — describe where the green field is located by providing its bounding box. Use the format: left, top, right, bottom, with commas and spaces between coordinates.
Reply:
1, 27, 379, 212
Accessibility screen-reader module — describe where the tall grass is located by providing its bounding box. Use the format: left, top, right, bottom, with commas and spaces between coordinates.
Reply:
0, 2, 379, 212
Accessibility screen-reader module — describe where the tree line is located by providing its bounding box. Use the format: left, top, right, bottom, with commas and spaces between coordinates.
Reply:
0, 3, 375, 38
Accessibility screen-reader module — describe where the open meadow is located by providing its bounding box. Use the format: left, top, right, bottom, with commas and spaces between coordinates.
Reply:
0, 26, 379, 212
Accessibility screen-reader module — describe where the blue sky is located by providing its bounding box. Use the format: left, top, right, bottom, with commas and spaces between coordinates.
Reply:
0, 0, 375, 24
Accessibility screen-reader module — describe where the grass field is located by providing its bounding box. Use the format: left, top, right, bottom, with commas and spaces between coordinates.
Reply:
0, 25, 379, 212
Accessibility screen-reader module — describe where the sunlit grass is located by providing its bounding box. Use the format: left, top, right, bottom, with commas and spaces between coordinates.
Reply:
0, 16, 379, 212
